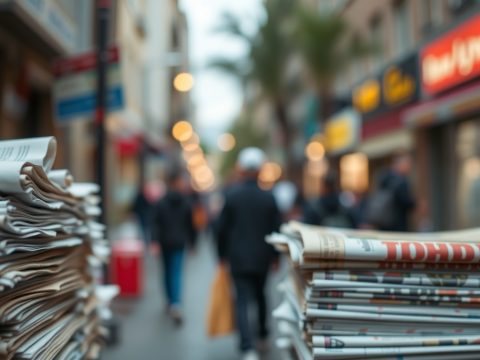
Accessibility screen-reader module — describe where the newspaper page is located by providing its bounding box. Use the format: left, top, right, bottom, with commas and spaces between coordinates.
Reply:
312, 334, 480, 348
286, 221, 480, 243
299, 230, 480, 263
0, 137, 57, 171
302, 259, 480, 271
312, 344, 480, 358
307, 303, 480, 318
305, 308, 480, 324
313, 270, 480, 287
308, 320, 480, 336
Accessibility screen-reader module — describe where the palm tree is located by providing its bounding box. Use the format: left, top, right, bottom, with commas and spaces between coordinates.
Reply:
210, 0, 296, 178
219, 108, 269, 179
295, 10, 374, 123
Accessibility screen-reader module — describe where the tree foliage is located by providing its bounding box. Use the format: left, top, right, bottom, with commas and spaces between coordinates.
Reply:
219, 110, 269, 178
294, 9, 376, 120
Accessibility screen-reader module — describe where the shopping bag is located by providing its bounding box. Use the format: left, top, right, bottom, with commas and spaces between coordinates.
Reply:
206, 264, 235, 337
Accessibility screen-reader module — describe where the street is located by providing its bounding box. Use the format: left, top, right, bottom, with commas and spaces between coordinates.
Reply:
103, 235, 285, 360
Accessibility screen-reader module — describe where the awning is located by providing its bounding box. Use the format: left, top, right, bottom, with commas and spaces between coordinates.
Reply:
357, 130, 412, 159
403, 82, 480, 127
0, 1, 72, 58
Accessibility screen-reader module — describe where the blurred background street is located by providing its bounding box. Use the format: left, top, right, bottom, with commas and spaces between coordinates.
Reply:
1, 0, 480, 359
102, 228, 284, 360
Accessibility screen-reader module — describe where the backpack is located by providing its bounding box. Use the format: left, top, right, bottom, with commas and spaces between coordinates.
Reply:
365, 187, 397, 229
321, 211, 353, 228
309, 199, 352, 228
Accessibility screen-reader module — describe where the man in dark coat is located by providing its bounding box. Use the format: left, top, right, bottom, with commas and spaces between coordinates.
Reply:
216, 148, 281, 360
151, 169, 196, 325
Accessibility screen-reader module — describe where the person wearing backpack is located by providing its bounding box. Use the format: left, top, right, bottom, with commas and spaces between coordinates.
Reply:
303, 172, 355, 228
366, 152, 416, 231
151, 168, 197, 326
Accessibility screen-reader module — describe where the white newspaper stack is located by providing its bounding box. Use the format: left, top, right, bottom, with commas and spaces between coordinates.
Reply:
0, 137, 117, 360
268, 221, 480, 360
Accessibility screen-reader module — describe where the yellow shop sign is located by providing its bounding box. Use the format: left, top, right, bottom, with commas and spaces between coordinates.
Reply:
352, 79, 381, 114
325, 109, 360, 154
352, 53, 419, 117
383, 66, 416, 105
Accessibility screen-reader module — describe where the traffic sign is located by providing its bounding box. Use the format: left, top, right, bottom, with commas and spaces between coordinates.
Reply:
53, 46, 124, 122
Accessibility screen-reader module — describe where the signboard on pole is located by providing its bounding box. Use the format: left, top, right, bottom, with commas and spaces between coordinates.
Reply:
53, 46, 124, 122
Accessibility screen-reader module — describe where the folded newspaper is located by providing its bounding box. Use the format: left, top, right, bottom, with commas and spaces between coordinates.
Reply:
268, 221, 480, 360
0, 137, 117, 360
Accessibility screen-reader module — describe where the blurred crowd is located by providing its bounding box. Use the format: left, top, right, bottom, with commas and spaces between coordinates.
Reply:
127, 146, 420, 360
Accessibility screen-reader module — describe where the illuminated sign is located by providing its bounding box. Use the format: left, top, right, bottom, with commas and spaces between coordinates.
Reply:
352, 54, 419, 118
421, 14, 480, 95
383, 66, 416, 105
353, 79, 381, 113
325, 108, 360, 154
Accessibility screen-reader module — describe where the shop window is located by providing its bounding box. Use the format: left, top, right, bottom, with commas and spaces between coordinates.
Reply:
369, 14, 384, 72
456, 120, 480, 227
421, 0, 444, 35
447, 0, 477, 15
393, 0, 412, 58
303, 159, 329, 199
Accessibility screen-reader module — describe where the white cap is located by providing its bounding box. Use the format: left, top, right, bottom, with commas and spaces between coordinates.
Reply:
237, 147, 266, 171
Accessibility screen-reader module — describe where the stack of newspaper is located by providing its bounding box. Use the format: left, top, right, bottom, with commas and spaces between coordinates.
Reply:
268, 221, 480, 360
0, 137, 116, 360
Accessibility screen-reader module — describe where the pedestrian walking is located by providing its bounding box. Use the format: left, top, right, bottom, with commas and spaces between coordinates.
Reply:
216, 147, 281, 360
151, 168, 197, 326
131, 185, 152, 245
365, 151, 416, 231
303, 172, 355, 228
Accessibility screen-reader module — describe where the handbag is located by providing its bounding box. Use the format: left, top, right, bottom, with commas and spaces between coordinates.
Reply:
206, 264, 235, 337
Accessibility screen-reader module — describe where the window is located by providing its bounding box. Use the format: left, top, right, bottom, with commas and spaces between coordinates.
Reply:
370, 15, 384, 71
421, 0, 444, 34
393, 0, 412, 58
456, 120, 480, 227
431, 0, 444, 26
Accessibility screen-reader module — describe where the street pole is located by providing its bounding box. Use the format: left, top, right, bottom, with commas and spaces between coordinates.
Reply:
95, 0, 109, 229
95, 0, 120, 345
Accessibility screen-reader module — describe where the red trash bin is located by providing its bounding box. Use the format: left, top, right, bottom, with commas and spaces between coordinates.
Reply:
111, 239, 144, 297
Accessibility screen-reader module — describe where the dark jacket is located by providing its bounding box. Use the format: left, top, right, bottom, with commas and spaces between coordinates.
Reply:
132, 190, 151, 223
377, 170, 416, 231
151, 190, 197, 250
303, 192, 355, 228
216, 179, 281, 275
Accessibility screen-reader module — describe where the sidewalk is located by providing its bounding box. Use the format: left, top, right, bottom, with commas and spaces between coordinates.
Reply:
102, 234, 286, 360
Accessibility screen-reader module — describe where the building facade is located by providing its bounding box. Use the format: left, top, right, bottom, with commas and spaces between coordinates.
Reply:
322, 0, 480, 230
107, 0, 190, 226
0, 0, 94, 168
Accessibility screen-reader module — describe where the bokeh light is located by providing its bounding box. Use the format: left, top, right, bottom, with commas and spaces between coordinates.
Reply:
305, 141, 325, 161
173, 72, 194, 92
172, 121, 193, 142
259, 162, 282, 183
217, 133, 236, 152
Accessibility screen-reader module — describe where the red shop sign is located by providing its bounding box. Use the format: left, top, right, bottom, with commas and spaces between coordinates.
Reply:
421, 15, 480, 95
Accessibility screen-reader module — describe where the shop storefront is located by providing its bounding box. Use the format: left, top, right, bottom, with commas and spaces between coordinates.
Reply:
0, 1, 94, 168
404, 14, 480, 230
323, 108, 369, 194
352, 52, 420, 187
